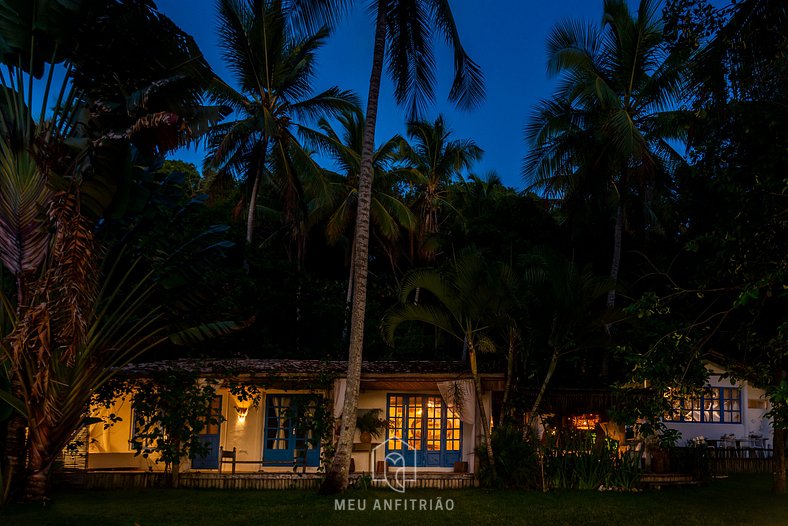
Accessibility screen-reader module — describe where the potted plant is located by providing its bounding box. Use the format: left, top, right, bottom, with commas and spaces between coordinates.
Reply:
644, 423, 681, 474
356, 409, 388, 443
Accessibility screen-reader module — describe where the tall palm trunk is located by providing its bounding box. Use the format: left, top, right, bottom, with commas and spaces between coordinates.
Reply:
467, 339, 495, 477
245, 138, 269, 244
341, 237, 356, 344
606, 204, 623, 309
499, 333, 516, 425
320, 3, 387, 495
602, 204, 623, 378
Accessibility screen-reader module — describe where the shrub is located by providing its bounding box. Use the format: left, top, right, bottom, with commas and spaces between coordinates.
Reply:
476, 425, 540, 489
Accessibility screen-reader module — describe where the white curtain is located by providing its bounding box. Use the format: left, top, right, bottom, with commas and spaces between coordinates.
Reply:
272, 396, 289, 446
437, 379, 475, 425
333, 378, 347, 419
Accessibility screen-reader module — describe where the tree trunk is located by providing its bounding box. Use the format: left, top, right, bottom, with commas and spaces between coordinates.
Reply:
499, 334, 516, 425
23, 417, 52, 502
468, 339, 495, 478
606, 204, 623, 308
3, 412, 26, 503
172, 460, 181, 489
3, 377, 27, 503
320, 4, 386, 495
774, 364, 786, 494
245, 138, 269, 245
527, 348, 560, 429
341, 237, 356, 344
602, 204, 623, 377
773, 428, 786, 494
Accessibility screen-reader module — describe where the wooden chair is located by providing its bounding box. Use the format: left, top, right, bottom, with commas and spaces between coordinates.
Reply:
750, 436, 766, 458
218, 447, 237, 474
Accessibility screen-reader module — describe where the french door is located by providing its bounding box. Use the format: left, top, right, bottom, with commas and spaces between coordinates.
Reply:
263, 395, 321, 467
386, 394, 461, 468
192, 396, 222, 469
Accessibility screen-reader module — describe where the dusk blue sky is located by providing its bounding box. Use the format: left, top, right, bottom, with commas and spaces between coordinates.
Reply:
156, 0, 610, 189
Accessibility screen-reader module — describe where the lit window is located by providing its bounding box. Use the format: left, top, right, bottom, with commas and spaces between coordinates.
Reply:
664, 387, 741, 423
386, 394, 462, 467
570, 414, 600, 430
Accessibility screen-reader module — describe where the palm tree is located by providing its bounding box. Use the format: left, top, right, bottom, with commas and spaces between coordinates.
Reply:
398, 115, 482, 262
518, 249, 612, 426
308, 108, 416, 330
205, 0, 357, 245
382, 251, 518, 476
305, 0, 484, 493
524, 0, 689, 311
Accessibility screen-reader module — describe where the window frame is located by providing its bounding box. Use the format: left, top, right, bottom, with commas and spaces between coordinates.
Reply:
664, 386, 742, 424
385, 393, 463, 467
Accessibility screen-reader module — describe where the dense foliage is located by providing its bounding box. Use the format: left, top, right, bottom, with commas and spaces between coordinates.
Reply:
0, 0, 785, 499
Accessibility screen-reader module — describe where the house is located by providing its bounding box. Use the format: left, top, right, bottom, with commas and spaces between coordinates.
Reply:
85, 359, 504, 478
661, 363, 773, 449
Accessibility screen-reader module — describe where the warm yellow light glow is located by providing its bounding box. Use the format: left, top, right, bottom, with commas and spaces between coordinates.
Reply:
570, 414, 600, 430
236, 406, 250, 422
234, 395, 252, 423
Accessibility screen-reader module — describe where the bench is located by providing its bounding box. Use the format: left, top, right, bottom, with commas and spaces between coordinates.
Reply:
218, 447, 310, 474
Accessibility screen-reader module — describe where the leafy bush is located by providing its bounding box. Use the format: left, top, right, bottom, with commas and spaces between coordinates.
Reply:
543, 428, 640, 490
476, 425, 540, 489
608, 451, 643, 490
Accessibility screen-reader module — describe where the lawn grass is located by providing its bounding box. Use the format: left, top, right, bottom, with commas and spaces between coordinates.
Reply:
2, 475, 787, 526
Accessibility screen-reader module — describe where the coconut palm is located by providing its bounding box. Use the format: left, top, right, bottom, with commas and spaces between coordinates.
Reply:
310, 108, 416, 254
382, 250, 519, 476
308, 108, 416, 327
205, 0, 357, 245
298, 0, 483, 493
524, 0, 689, 311
398, 115, 482, 262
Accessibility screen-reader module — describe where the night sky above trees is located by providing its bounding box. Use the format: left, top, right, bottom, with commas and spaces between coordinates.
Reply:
158, 0, 607, 188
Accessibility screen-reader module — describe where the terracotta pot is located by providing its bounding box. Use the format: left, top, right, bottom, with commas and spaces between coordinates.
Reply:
360, 431, 372, 443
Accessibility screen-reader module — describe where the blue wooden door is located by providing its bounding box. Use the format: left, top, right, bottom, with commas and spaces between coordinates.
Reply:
264, 395, 293, 464
424, 396, 443, 467
263, 395, 322, 467
386, 395, 422, 466
192, 396, 222, 469
387, 394, 462, 468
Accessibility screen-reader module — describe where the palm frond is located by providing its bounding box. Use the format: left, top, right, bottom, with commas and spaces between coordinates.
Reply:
169, 318, 255, 346
382, 303, 459, 346
432, 0, 485, 111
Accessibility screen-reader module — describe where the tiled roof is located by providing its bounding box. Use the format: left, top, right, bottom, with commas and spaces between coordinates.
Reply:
121, 358, 481, 378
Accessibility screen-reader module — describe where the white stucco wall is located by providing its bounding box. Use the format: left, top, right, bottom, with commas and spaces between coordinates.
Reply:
662, 365, 773, 448
87, 393, 160, 471
87, 382, 487, 473
219, 390, 264, 472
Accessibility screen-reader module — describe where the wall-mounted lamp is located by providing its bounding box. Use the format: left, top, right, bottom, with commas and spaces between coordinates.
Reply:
234, 396, 252, 423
